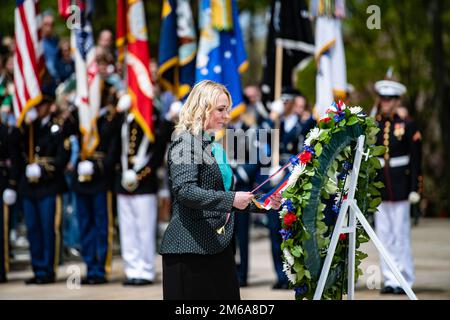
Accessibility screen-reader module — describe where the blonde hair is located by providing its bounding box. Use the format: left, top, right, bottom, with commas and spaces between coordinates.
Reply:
175, 80, 232, 136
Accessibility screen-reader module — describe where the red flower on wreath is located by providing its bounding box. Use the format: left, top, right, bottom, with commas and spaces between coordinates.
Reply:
339, 233, 348, 241
300, 151, 312, 164
283, 212, 297, 228
320, 116, 332, 123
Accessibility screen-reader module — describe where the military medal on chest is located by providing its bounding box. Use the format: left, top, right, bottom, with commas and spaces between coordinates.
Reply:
393, 122, 405, 140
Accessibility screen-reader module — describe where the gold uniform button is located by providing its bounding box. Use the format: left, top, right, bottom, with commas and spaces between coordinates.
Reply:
384, 133, 389, 139
131, 128, 138, 135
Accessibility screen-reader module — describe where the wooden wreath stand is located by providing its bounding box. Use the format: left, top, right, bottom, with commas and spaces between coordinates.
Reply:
313, 135, 418, 300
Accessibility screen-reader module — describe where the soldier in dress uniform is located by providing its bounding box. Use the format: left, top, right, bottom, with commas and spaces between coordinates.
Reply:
114, 95, 175, 286
0, 103, 21, 283
373, 80, 422, 295
19, 95, 70, 284
69, 53, 123, 284
228, 86, 271, 287
256, 87, 316, 289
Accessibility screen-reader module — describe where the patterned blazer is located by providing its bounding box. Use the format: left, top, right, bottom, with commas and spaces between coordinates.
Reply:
160, 131, 263, 255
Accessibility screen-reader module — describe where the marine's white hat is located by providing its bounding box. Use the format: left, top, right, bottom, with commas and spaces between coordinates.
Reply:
374, 80, 406, 97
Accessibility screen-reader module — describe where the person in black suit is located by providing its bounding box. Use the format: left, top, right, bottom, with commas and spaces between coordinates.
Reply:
160, 80, 283, 300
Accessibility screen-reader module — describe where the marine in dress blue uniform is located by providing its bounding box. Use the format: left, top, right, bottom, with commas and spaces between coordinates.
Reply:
373, 80, 422, 295
115, 95, 175, 286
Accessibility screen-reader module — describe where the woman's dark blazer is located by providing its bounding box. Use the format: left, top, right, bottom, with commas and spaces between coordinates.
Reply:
159, 130, 263, 255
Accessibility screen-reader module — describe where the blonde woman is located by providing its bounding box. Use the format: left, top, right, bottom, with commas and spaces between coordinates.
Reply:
160, 80, 282, 300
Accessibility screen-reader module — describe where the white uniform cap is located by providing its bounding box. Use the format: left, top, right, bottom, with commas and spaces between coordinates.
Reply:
374, 80, 407, 97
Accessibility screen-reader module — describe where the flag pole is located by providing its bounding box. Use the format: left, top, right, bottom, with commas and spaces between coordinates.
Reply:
271, 38, 283, 172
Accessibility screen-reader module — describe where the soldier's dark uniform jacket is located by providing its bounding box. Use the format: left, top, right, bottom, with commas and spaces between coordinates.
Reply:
257, 114, 316, 192
376, 114, 422, 201
279, 116, 316, 161
0, 123, 21, 193
0, 122, 21, 279
67, 105, 121, 194
115, 114, 174, 195
18, 115, 70, 198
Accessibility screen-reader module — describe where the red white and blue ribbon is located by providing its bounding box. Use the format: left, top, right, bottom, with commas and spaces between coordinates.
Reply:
251, 153, 302, 209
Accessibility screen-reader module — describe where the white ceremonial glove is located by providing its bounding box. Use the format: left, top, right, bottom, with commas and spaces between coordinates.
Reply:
408, 191, 421, 205
158, 188, 170, 198
25, 108, 38, 124
270, 99, 284, 115
25, 163, 42, 179
116, 94, 132, 113
121, 169, 138, 192
165, 101, 183, 122
77, 160, 94, 176
3, 188, 17, 206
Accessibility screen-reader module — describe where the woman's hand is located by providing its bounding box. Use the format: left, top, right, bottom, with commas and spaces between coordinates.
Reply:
269, 193, 283, 210
233, 192, 254, 210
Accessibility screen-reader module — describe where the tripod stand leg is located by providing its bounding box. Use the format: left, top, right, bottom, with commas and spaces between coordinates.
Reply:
347, 204, 356, 300
351, 202, 418, 300
313, 201, 350, 300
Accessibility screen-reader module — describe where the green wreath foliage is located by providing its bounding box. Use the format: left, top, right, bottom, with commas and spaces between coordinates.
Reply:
279, 104, 385, 300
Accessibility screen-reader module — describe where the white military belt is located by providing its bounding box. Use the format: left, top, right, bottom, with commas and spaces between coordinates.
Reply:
378, 155, 410, 168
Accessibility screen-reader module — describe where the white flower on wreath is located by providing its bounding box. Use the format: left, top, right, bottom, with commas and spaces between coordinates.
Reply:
304, 128, 323, 146
283, 248, 295, 266
334, 191, 342, 205
279, 207, 288, 219
282, 261, 297, 284
286, 164, 307, 189
349, 106, 363, 115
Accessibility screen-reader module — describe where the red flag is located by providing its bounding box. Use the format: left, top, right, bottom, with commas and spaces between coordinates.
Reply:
58, 0, 72, 18
116, 0, 154, 142
13, 0, 45, 126
116, 0, 126, 63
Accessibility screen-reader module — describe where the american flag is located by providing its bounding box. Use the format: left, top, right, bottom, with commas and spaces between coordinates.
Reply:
13, 0, 44, 125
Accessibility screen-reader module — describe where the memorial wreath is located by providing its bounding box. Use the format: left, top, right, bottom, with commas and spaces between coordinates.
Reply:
280, 101, 386, 300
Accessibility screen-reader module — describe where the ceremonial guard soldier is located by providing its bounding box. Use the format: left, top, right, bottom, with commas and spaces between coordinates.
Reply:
1, 54, 20, 283
257, 88, 315, 289
374, 80, 422, 294
229, 86, 270, 287
115, 95, 175, 286
70, 58, 123, 284
0, 106, 21, 283
19, 95, 70, 284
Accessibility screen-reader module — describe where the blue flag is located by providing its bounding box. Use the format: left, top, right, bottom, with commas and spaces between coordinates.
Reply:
158, 0, 197, 99
196, 0, 248, 119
